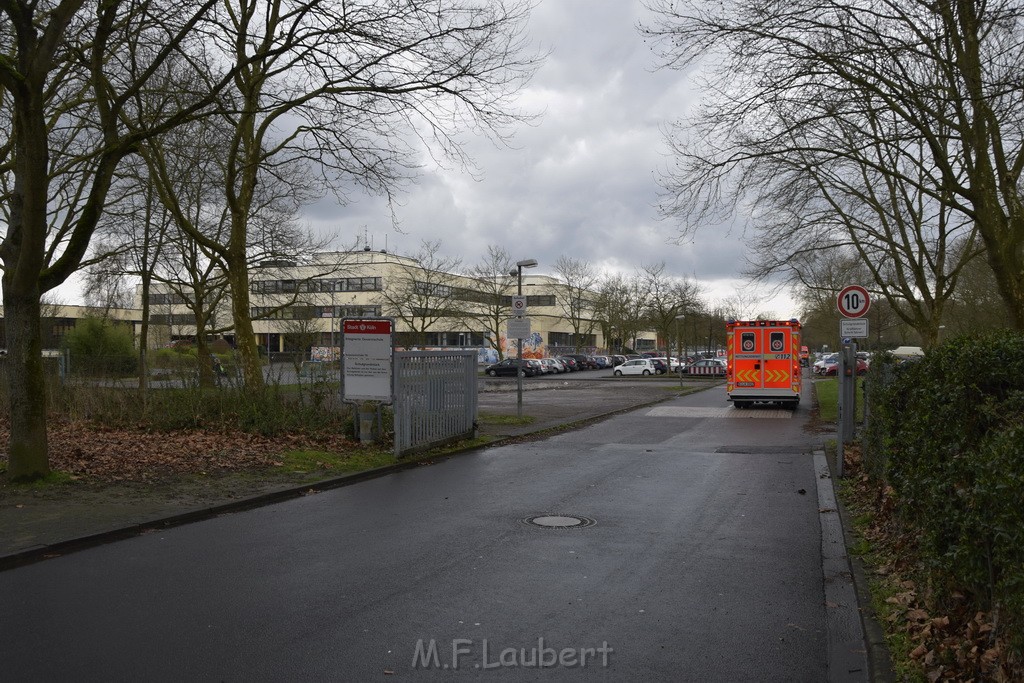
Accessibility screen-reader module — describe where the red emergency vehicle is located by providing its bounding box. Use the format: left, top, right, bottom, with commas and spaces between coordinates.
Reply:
725, 319, 803, 409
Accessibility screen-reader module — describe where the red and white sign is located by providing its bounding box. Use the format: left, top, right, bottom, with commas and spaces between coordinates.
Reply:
344, 319, 392, 335
837, 285, 871, 318
343, 318, 393, 403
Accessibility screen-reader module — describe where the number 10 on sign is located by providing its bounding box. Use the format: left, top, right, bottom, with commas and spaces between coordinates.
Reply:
837, 285, 871, 318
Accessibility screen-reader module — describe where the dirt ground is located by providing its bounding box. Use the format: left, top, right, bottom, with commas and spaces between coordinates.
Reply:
1, 378, 710, 562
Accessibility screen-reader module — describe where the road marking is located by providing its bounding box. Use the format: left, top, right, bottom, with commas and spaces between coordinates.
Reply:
646, 406, 793, 419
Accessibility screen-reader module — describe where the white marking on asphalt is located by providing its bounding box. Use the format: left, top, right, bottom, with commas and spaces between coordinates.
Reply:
645, 406, 793, 419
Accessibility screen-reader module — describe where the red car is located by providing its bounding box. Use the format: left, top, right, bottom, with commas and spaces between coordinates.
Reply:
821, 358, 869, 376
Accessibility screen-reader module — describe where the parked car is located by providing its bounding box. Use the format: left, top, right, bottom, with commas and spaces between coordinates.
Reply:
686, 358, 726, 375
821, 357, 869, 376
540, 358, 565, 374
610, 355, 627, 366
593, 355, 612, 369
613, 358, 657, 376
649, 357, 669, 374
563, 354, 594, 370
485, 358, 538, 377
669, 357, 686, 372
813, 353, 839, 375
558, 356, 579, 372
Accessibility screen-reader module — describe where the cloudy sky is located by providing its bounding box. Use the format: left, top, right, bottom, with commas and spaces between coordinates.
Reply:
51, 0, 795, 316
302, 0, 798, 318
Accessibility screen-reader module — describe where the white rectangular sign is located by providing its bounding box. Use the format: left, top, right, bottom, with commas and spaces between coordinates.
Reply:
343, 319, 393, 402
840, 318, 869, 339
507, 317, 531, 339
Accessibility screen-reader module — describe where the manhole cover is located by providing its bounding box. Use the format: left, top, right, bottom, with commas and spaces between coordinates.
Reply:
522, 514, 596, 529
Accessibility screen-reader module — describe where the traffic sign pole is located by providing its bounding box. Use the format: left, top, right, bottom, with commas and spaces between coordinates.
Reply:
835, 285, 870, 479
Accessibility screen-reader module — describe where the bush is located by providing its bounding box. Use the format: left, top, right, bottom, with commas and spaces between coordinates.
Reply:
56, 381, 352, 438
865, 332, 1024, 648
63, 317, 137, 376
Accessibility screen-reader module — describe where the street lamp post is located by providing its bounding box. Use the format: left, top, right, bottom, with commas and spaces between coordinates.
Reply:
513, 258, 538, 418
675, 314, 686, 388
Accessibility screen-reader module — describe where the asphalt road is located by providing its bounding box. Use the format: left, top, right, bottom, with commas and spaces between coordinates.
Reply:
0, 385, 855, 681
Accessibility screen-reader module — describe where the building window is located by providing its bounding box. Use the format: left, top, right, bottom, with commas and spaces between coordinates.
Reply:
549, 332, 595, 347
312, 305, 381, 318
251, 306, 315, 320
501, 295, 556, 307
394, 331, 485, 347
150, 313, 198, 326
251, 277, 382, 294
148, 293, 188, 305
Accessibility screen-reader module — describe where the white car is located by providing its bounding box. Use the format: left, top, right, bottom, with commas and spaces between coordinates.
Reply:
613, 358, 657, 376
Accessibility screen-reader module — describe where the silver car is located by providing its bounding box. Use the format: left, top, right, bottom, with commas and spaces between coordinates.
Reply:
541, 358, 565, 373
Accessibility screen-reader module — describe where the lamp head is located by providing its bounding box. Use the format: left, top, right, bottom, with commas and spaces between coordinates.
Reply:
516, 258, 538, 268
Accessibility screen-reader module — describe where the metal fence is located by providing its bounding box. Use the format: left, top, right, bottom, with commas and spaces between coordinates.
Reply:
392, 350, 477, 458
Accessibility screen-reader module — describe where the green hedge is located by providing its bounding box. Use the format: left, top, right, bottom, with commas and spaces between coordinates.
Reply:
864, 332, 1024, 649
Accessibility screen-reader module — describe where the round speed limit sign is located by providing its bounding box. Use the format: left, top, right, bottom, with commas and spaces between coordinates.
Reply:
837, 285, 871, 318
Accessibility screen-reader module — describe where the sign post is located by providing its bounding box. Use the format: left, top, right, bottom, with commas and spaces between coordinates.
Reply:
342, 318, 394, 443
835, 286, 871, 477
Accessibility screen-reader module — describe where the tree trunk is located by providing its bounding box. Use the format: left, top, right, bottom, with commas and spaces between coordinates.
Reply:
138, 273, 151, 393
194, 312, 215, 388
3, 284, 50, 481
976, 207, 1024, 331
225, 256, 264, 390
3, 78, 53, 481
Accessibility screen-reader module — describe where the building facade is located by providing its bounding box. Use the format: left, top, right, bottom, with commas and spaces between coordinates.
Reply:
140, 248, 658, 359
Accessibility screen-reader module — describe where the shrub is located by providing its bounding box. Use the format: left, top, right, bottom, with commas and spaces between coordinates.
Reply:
865, 332, 1024, 648
55, 380, 352, 438
63, 317, 137, 376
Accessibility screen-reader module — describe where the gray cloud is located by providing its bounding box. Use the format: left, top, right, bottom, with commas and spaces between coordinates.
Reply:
308, 0, 796, 315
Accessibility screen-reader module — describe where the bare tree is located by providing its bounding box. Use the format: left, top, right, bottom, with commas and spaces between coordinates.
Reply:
943, 239, 1014, 338
81, 242, 135, 313
151, 0, 543, 391
643, 0, 1024, 332
553, 256, 601, 352
642, 262, 701, 354
91, 159, 178, 391
0, 0, 234, 480
462, 245, 516, 360
593, 272, 652, 354
376, 241, 465, 347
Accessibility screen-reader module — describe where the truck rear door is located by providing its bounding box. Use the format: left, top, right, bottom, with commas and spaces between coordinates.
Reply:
734, 326, 792, 390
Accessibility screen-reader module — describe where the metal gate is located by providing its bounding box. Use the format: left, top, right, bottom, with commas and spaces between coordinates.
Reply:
393, 350, 477, 457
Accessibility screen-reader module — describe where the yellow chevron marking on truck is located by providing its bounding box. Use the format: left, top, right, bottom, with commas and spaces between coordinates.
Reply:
734, 369, 756, 383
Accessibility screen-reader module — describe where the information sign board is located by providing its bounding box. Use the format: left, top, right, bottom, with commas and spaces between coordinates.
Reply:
342, 318, 393, 403
840, 318, 869, 339
507, 317, 531, 339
